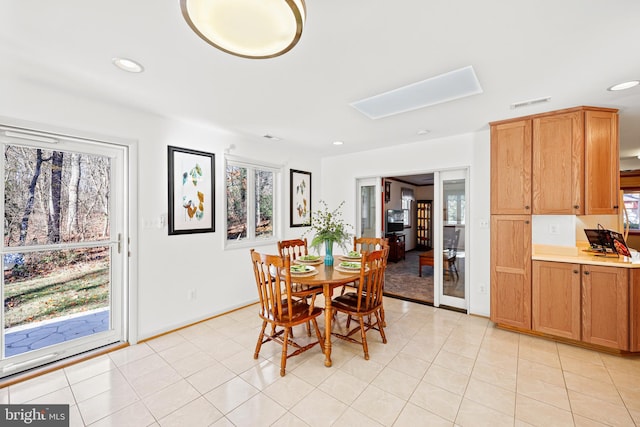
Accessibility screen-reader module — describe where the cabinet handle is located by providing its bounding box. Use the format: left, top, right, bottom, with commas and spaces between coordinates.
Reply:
584, 271, 590, 275
613, 205, 619, 209
573, 205, 580, 209
525, 205, 530, 210
525, 220, 530, 224
573, 270, 579, 274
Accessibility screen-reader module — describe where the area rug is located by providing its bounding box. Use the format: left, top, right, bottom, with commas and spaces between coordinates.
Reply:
384, 250, 434, 304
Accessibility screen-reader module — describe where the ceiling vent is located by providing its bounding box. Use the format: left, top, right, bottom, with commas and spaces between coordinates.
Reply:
350, 66, 483, 120
262, 134, 281, 141
510, 96, 551, 109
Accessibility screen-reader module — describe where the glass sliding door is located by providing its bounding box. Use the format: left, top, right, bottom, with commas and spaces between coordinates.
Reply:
0, 126, 126, 377
357, 178, 382, 239
437, 169, 468, 310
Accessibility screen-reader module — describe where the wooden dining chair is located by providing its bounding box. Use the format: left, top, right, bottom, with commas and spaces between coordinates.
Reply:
331, 249, 387, 360
349, 236, 390, 326
277, 238, 323, 335
250, 249, 324, 376
353, 236, 389, 254
278, 238, 309, 261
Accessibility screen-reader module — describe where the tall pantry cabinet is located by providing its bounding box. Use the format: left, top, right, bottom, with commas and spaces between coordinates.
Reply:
490, 106, 619, 330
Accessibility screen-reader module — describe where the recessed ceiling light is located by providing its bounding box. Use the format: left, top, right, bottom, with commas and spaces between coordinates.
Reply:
417, 129, 430, 135
607, 80, 640, 91
333, 141, 344, 146
262, 134, 281, 141
112, 57, 144, 73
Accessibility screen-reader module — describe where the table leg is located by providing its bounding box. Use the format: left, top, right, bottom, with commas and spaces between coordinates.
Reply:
323, 284, 332, 367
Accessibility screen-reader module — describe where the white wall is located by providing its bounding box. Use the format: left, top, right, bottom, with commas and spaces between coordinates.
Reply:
320, 131, 492, 316
0, 76, 321, 340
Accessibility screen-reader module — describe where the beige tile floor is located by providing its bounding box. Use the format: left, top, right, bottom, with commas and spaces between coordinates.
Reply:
2, 296, 640, 426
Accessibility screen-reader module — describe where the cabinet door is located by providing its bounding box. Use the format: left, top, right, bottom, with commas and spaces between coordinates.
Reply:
491, 120, 532, 214
490, 215, 531, 329
584, 110, 619, 215
532, 111, 584, 214
532, 261, 581, 339
582, 265, 629, 350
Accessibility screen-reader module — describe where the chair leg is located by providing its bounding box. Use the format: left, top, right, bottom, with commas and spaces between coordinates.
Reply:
280, 327, 290, 376
358, 316, 369, 360
375, 310, 387, 344
254, 321, 267, 359
312, 317, 325, 354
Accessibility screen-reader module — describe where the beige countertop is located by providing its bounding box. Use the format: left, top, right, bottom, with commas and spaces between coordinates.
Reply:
532, 244, 640, 268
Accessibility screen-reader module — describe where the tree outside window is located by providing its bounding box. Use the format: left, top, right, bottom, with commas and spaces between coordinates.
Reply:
226, 160, 277, 243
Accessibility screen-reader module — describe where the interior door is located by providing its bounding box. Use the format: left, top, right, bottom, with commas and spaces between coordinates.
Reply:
0, 125, 127, 377
357, 178, 382, 239
437, 169, 468, 311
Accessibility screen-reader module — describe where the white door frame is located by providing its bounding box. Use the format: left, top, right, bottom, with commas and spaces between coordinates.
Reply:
435, 168, 469, 311
0, 117, 136, 376
356, 177, 383, 238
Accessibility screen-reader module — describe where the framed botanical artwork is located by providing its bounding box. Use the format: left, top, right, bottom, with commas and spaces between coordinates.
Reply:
168, 146, 215, 235
290, 169, 311, 227
385, 181, 391, 203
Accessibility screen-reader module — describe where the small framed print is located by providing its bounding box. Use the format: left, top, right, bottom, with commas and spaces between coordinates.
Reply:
168, 146, 215, 235
290, 169, 311, 227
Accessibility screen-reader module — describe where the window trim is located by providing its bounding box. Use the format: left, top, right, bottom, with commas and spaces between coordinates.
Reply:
224, 155, 282, 249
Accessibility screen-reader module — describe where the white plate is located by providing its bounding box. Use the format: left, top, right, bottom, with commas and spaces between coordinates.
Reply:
338, 262, 361, 270
340, 255, 362, 261
297, 256, 322, 264
290, 265, 316, 274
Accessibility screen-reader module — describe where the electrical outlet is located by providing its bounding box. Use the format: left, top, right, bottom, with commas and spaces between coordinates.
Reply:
549, 224, 560, 234
479, 219, 489, 229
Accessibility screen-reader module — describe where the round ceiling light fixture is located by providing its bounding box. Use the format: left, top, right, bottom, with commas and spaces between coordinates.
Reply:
607, 80, 640, 91
180, 0, 306, 59
112, 57, 144, 73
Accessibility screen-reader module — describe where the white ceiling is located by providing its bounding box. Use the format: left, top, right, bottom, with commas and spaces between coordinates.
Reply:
2, 1, 640, 167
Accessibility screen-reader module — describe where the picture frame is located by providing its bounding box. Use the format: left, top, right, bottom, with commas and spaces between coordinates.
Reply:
290, 169, 312, 227
168, 146, 215, 235
385, 181, 391, 203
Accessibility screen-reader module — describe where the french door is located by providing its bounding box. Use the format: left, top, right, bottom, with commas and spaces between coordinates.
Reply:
356, 178, 383, 239
436, 169, 468, 310
0, 124, 127, 377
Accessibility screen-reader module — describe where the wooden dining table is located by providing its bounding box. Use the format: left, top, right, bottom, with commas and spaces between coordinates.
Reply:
291, 260, 360, 367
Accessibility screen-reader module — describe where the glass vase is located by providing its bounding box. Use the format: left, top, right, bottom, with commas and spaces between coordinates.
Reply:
324, 239, 334, 266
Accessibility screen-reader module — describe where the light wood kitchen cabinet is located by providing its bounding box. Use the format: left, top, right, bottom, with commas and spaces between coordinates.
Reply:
582, 264, 629, 350
584, 109, 619, 215
490, 215, 531, 329
532, 111, 584, 214
532, 261, 581, 340
490, 119, 531, 214
490, 106, 619, 215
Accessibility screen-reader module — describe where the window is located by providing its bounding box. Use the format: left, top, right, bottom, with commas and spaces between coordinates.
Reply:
624, 192, 640, 230
401, 187, 414, 227
621, 170, 640, 234
226, 158, 278, 245
446, 193, 466, 224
